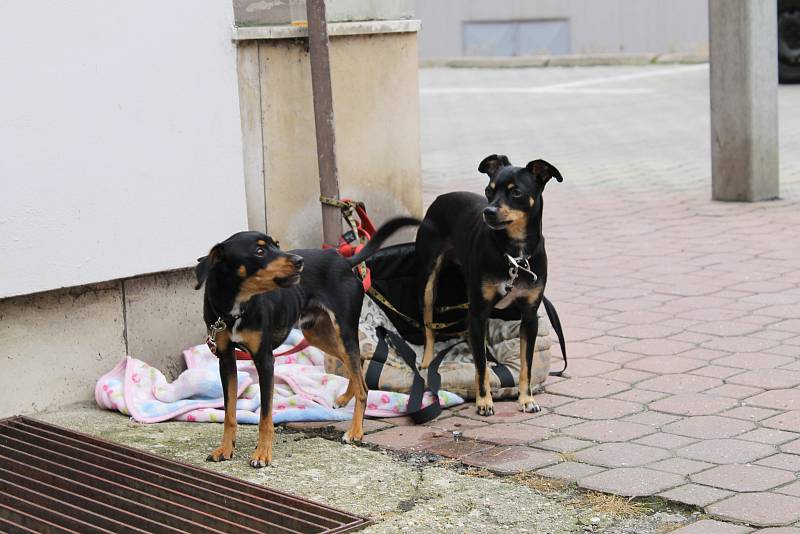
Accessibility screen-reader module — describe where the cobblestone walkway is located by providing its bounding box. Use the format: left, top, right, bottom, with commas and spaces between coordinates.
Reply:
361, 66, 800, 532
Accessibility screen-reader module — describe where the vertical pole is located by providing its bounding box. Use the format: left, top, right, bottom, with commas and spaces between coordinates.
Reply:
306, 0, 342, 245
709, 0, 779, 201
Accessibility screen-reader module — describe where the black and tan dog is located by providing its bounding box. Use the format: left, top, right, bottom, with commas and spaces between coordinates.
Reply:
415, 154, 563, 416
195, 217, 418, 467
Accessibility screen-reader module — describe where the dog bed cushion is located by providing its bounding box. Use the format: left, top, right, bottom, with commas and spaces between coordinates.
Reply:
324, 295, 553, 400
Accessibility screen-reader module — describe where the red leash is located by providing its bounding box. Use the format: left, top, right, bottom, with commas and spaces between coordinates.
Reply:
235, 338, 311, 360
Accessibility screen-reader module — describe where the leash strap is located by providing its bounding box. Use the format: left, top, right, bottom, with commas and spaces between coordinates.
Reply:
485, 346, 516, 389
367, 286, 467, 332
369, 326, 463, 424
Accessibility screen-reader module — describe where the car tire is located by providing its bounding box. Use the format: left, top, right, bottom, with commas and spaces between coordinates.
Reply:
779, 0, 800, 83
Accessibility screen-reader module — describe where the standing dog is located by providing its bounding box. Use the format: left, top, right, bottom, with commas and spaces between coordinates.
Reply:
195, 217, 418, 467
415, 154, 563, 416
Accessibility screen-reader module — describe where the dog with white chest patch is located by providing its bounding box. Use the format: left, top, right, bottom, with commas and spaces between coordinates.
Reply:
415, 154, 563, 416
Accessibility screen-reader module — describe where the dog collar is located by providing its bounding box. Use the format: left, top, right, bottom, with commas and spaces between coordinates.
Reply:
205, 297, 242, 354
503, 253, 538, 293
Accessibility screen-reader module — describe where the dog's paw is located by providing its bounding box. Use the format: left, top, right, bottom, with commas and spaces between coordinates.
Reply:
206, 444, 234, 462
250, 447, 272, 468
341, 430, 364, 444
475, 395, 495, 417
334, 393, 352, 409
519, 399, 541, 413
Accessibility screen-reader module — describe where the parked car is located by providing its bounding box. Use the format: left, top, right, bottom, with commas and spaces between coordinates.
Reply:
779, 0, 800, 82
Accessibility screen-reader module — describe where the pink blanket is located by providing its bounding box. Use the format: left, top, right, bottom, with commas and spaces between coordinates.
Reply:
95, 332, 463, 425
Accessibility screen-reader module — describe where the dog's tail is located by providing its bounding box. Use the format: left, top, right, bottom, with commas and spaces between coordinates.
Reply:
347, 216, 420, 267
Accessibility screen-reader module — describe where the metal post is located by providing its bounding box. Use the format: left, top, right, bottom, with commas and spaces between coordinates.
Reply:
306, 0, 342, 245
709, 0, 779, 201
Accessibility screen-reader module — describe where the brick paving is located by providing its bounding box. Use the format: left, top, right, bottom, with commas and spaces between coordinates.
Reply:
309, 66, 800, 529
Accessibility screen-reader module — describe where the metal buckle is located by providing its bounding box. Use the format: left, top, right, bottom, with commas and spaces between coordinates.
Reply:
206, 317, 227, 355
503, 253, 538, 293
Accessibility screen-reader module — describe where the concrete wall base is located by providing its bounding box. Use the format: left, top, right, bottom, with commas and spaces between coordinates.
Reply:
0, 268, 204, 416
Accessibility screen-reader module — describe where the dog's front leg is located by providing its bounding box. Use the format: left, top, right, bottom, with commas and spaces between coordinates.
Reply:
518, 309, 542, 413
251, 344, 275, 468
468, 307, 494, 416
208, 332, 237, 462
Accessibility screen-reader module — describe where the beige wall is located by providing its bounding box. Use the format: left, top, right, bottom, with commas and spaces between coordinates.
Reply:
239, 30, 423, 248
0, 269, 204, 416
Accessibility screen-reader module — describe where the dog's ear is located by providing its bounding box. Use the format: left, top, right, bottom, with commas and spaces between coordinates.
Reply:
194, 244, 224, 289
478, 154, 511, 179
525, 159, 563, 187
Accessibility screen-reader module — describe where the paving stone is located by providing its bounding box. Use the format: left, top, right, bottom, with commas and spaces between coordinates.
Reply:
780, 438, 800, 454
611, 388, 668, 403
376, 415, 418, 427
626, 356, 706, 373
618, 339, 696, 356
722, 406, 782, 422
756, 453, 800, 472
691, 464, 796, 492
424, 439, 496, 459
708, 493, 800, 527
430, 415, 489, 432
688, 321, 764, 337
623, 411, 681, 427
729, 369, 800, 389
461, 446, 559, 474
563, 359, 620, 377
634, 432, 698, 450
663, 416, 755, 439
600, 368, 656, 383
596, 351, 646, 364
649, 393, 738, 416
739, 428, 799, 446
460, 401, 549, 423
563, 420, 656, 442
536, 461, 604, 481
669, 519, 753, 534
363, 426, 450, 452
608, 323, 685, 339
706, 383, 765, 399
692, 365, 747, 379
702, 337, 780, 354
659, 484, 734, 507
677, 439, 777, 464
636, 374, 722, 394
531, 393, 575, 408
774, 481, 800, 497
648, 457, 715, 475
579, 467, 684, 497
523, 414, 583, 430
714, 353, 795, 369
555, 398, 643, 420
606, 310, 673, 325
754, 528, 800, 534
679, 348, 732, 361
761, 411, 800, 431
532, 436, 594, 453
461, 423, 550, 446
575, 442, 670, 468
563, 342, 609, 358
545, 376, 630, 398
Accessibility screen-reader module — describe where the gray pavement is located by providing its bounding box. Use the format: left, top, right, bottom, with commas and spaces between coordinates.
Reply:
420, 64, 800, 201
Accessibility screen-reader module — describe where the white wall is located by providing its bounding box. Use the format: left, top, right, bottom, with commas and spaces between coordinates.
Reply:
0, 0, 248, 299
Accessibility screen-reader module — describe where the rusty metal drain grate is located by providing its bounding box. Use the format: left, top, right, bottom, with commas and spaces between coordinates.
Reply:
0, 416, 371, 533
